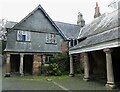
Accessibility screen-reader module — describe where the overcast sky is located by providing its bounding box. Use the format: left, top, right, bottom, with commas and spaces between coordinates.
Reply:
0, 0, 114, 24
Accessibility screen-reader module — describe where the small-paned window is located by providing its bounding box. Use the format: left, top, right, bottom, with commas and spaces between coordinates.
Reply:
17, 30, 31, 42
46, 34, 56, 44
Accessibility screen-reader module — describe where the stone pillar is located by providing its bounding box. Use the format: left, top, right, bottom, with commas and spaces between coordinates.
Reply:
5, 54, 11, 77
69, 54, 74, 77
83, 52, 90, 81
42, 55, 46, 64
104, 48, 116, 89
19, 54, 24, 76
33, 54, 42, 75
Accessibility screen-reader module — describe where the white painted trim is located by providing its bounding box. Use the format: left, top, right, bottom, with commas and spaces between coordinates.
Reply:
69, 39, 120, 54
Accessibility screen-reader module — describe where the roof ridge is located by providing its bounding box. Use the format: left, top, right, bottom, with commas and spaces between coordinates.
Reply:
54, 21, 78, 26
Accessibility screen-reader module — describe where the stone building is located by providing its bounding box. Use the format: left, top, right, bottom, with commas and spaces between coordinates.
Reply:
4, 5, 82, 76
69, 2, 120, 89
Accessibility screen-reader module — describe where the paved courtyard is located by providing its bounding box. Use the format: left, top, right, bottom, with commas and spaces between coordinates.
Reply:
0, 55, 120, 91
1, 70, 120, 91
2, 75, 107, 91
2, 75, 120, 91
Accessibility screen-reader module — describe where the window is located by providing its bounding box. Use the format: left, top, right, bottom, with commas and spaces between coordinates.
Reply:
17, 30, 31, 41
45, 56, 51, 64
46, 34, 56, 44
69, 39, 78, 47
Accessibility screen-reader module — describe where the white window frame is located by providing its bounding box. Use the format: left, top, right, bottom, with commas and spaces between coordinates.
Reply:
17, 30, 31, 42
46, 33, 56, 44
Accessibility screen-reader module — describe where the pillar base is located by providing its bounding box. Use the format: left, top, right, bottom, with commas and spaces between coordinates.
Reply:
83, 77, 90, 82
69, 74, 74, 77
4, 73, 10, 77
105, 83, 116, 89
20, 73, 24, 76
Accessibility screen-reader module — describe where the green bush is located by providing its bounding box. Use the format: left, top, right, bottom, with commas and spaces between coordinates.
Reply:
41, 63, 62, 76
50, 52, 69, 75
41, 52, 69, 76
51, 52, 69, 63
74, 68, 82, 74
41, 64, 50, 76
49, 63, 62, 76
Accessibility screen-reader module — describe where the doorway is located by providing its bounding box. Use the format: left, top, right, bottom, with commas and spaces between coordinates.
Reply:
10, 54, 20, 73
23, 55, 33, 75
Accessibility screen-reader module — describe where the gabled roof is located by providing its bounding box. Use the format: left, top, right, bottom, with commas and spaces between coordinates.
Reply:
78, 9, 118, 39
54, 21, 80, 40
7, 4, 81, 40
6, 20, 81, 40
12, 4, 67, 40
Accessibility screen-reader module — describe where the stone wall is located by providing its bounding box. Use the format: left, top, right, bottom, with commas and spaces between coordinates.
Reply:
79, 51, 106, 77
61, 40, 69, 53
32, 54, 42, 75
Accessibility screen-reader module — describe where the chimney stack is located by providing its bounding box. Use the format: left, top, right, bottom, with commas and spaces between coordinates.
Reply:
94, 2, 101, 18
77, 12, 85, 27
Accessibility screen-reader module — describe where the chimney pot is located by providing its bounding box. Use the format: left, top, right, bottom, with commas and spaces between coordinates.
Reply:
77, 12, 85, 27
94, 2, 101, 18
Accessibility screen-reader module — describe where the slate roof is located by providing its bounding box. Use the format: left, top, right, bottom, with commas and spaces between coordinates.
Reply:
5, 21, 17, 29
11, 5, 68, 40
70, 27, 119, 50
70, 9, 119, 51
4, 21, 80, 40
9, 5, 81, 40
54, 21, 80, 40
78, 9, 119, 39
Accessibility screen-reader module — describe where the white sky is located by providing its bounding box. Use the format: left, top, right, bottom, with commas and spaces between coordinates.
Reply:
0, 0, 114, 24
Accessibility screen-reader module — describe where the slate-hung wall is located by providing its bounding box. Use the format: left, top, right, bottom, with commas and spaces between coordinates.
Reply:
6, 30, 63, 53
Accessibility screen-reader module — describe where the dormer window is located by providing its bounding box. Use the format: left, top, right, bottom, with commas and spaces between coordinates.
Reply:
17, 30, 31, 42
46, 33, 56, 44
69, 39, 78, 47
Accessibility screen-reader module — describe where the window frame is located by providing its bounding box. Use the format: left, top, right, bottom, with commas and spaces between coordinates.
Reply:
16, 30, 31, 42
46, 33, 57, 44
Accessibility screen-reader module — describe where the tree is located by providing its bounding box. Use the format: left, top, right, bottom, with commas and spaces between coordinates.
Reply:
0, 19, 7, 40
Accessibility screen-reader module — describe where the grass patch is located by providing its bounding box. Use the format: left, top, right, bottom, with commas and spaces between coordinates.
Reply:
4, 75, 69, 81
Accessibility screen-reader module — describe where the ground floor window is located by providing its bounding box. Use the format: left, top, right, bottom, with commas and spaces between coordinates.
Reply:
45, 55, 52, 64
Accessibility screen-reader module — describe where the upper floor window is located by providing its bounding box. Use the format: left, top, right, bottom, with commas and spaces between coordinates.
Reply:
17, 30, 31, 42
46, 34, 56, 44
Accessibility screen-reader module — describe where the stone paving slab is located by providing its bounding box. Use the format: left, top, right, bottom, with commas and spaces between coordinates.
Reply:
1, 64, 120, 91
2, 75, 120, 91
2, 78, 62, 90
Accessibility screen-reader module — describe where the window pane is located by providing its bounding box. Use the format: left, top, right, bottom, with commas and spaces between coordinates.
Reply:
22, 35, 26, 41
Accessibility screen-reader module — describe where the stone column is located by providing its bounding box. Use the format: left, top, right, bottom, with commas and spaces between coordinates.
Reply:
5, 54, 11, 77
33, 54, 42, 75
19, 54, 24, 76
69, 54, 74, 77
42, 55, 46, 64
104, 48, 116, 89
83, 52, 90, 81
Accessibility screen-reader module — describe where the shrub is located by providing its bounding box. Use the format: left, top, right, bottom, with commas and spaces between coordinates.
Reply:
41, 52, 69, 76
49, 63, 62, 76
50, 52, 69, 72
